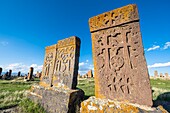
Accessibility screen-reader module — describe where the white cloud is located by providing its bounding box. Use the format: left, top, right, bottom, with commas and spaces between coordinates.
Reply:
2, 63, 43, 74
78, 60, 94, 75
163, 42, 170, 50
147, 45, 160, 51
148, 62, 170, 68
0, 41, 8, 46
30, 64, 43, 73
79, 62, 85, 66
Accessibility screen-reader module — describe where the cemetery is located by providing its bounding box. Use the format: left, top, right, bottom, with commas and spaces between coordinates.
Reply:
0, 3, 170, 113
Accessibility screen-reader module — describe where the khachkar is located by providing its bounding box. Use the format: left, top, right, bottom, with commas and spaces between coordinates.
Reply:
40, 44, 57, 87
52, 37, 80, 89
89, 4, 152, 106
28, 36, 84, 113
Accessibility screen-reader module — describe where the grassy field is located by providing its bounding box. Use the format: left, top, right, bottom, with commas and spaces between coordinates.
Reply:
0, 77, 170, 112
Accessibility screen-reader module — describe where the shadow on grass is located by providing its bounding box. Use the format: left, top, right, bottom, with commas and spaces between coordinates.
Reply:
0, 104, 18, 110
153, 92, 170, 112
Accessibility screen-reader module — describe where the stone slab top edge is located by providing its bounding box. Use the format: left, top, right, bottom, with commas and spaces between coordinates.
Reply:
57, 36, 81, 48
45, 36, 81, 50
89, 4, 139, 32
31, 85, 83, 93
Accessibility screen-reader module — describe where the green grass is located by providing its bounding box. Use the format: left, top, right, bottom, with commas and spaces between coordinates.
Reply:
1, 77, 170, 112
0, 77, 40, 110
77, 78, 95, 99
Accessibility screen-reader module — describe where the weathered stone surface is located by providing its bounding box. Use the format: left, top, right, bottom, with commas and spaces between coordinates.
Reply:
81, 97, 168, 113
28, 85, 84, 113
53, 36, 80, 89
87, 70, 93, 78
28, 36, 83, 113
154, 70, 158, 77
28, 67, 34, 80
40, 44, 57, 87
89, 4, 153, 106
0, 67, 2, 75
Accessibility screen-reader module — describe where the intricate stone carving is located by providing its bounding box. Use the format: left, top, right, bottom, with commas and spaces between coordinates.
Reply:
89, 4, 139, 32
40, 44, 57, 87
90, 4, 153, 106
53, 36, 80, 89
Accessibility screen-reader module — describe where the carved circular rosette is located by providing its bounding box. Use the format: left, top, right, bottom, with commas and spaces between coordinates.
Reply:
110, 56, 124, 71
46, 53, 53, 62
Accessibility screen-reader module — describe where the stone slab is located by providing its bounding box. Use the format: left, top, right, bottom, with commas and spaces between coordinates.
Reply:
28, 85, 84, 113
89, 4, 153, 106
53, 36, 80, 89
40, 44, 58, 87
81, 97, 168, 113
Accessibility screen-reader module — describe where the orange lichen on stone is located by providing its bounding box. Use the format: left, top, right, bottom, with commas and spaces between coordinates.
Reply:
89, 4, 139, 32
39, 44, 57, 87
80, 97, 167, 113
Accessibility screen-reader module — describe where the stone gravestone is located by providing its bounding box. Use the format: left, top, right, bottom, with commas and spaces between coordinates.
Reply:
40, 44, 57, 87
52, 37, 80, 89
28, 36, 84, 113
8, 69, 12, 78
87, 70, 93, 78
0, 67, 2, 75
28, 67, 34, 80
154, 70, 158, 77
89, 4, 152, 106
18, 71, 21, 77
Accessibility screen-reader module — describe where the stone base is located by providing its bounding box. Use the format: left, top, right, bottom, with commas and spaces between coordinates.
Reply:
80, 97, 168, 113
27, 85, 84, 113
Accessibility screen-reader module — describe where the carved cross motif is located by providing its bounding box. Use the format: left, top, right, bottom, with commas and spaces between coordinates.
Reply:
102, 36, 113, 72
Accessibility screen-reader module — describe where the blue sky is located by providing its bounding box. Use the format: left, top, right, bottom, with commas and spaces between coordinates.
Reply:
0, 0, 170, 76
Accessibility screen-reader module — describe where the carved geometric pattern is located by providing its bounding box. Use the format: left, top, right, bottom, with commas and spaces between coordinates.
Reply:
53, 36, 80, 89
90, 4, 153, 106
40, 44, 57, 87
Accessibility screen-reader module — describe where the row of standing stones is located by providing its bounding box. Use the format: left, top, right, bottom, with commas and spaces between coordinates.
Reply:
0, 67, 42, 81
27, 4, 167, 113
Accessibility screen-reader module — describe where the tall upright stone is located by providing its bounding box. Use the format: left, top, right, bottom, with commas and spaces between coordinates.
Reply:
28, 36, 84, 113
89, 4, 152, 106
18, 71, 21, 77
40, 44, 57, 87
9, 69, 12, 77
154, 70, 158, 77
87, 70, 93, 78
0, 67, 2, 75
53, 36, 80, 89
28, 67, 34, 80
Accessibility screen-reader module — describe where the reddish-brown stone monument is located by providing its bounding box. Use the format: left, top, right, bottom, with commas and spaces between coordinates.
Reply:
87, 70, 93, 78
28, 36, 84, 113
89, 4, 152, 106
40, 44, 57, 87
28, 67, 34, 80
154, 70, 158, 77
53, 36, 80, 89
